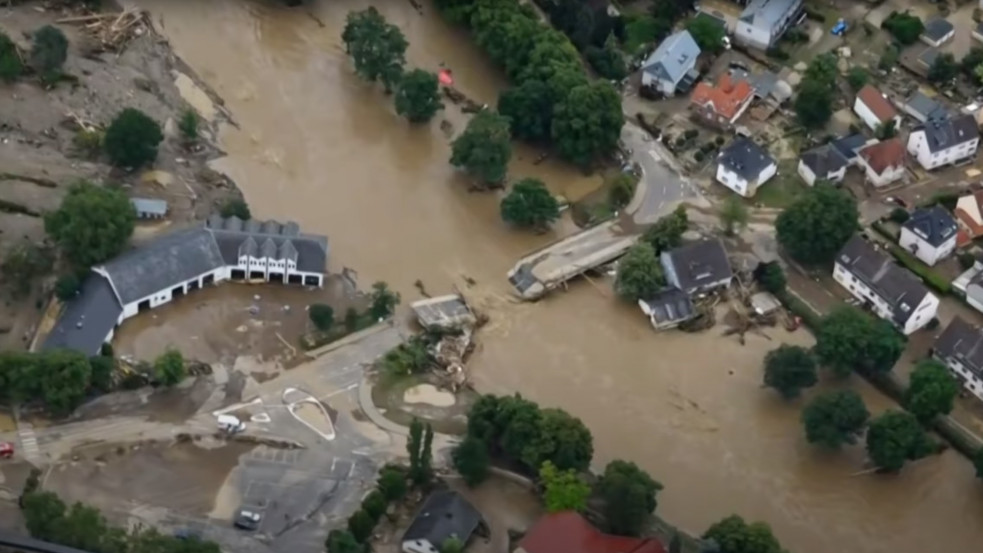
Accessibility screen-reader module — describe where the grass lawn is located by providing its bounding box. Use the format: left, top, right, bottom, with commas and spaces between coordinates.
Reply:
755, 161, 807, 208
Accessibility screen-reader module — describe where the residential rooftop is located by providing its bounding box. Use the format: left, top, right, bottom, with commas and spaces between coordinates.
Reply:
402, 491, 482, 547
662, 238, 733, 294
856, 85, 898, 123
902, 206, 957, 248
858, 138, 905, 176
642, 30, 700, 84
914, 113, 979, 153
922, 17, 954, 42
836, 236, 930, 325
718, 137, 775, 181
800, 143, 848, 178
935, 317, 983, 378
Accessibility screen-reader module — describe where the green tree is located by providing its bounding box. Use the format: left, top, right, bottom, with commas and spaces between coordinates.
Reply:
801, 390, 869, 449
0, 31, 23, 82
178, 109, 199, 140
669, 532, 683, 553
539, 460, 590, 512
440, 537, 464, 553
794, 78, 833, 129
44, 181, 135, 268
88, 354, 114, 393
876, 119, 897, 140
360, 490, 387, 521
905, 359, 959, 423
928, 52, 959, 84
407, 418, 434, 485
974, 447, 983, 481
608, 173, 636, 210
377, 467, 407, 501
308, 303, 335, 331
775, 186, 857, 264
719, 196, 748, 236
803, 53, 838, 86
498, 79, 553, 142
686, 16, 726, 54
30, 25, 68, 83
341, 7, 407, 92
753, 261, 785, 294
395, 69, 443, 123
219, 197, 251, 220
762, 345, 817, 399
879, 45, 899, 71
642, 205, 688, 253
814, 307, 905, 377
21, 491, 68, 540
551, 81, 623, 166
421, 422, 434, 483
347, 509, 375, 543
345, 307, 360, 332
54, 274, 81, 301
500, 178, 560, 230
154, 348, 185, 386
450, 110, 512, 186
453, 435, 490, 486
103, 108, 164, 168
327, 530, 364, 553
585, 34, 627, 80
1, 242, 54, 298
535, 408, 593, 472
599, 459, 663, 536
381, 336, 432, 376
615, 242, 665, 301
881, 11, 924, 45
369, 281, 400, 319
846, 67, 869, 91
961, 47, 983, 81
702, 515, 783, 553
866, 410, 934, 471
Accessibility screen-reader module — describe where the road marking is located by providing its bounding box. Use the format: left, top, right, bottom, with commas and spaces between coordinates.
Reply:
18, 426, 41, 462
318, 383, 358, 401
330, 458, 337, 472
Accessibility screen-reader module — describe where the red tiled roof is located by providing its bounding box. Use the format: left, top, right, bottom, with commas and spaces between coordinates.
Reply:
956, 204, 983, 237
856, 85, 898, 123
690, 73, 754, 121
957, 228, 972, 247
518, 513, 667, 553
858, 137, 905, 175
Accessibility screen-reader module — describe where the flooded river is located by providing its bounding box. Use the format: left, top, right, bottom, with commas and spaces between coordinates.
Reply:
130, 0, 983, 551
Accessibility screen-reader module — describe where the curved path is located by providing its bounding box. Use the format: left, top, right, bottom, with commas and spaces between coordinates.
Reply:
620, 122, 703, 226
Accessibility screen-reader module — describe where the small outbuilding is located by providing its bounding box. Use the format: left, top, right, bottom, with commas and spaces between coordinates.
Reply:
410, 295, 476, 330
750, 291, 781, 316
637, 287, 696, 330
131, 197, 168, 219
921, 17, 955, 48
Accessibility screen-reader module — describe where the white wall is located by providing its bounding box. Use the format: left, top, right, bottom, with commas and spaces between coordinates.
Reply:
899, 226, 956, 266
715, 165, 750, 196
834, 263, 937, 335
938, 356, 983, 402
921, 29, 955, 47
797, 159, 817, 186
908, 131, 980, 170
854, 98, 883, 131
735, 22, 771, 49
902, 292, 939, 334
859, 158, 904, 187
402, 539, 438, 553
120, 267, 231, 320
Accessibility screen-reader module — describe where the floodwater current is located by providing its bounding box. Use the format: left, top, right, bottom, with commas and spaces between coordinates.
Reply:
130, 0, 983, 551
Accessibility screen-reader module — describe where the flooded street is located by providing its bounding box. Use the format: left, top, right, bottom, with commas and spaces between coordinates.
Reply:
127, 0, 983, 551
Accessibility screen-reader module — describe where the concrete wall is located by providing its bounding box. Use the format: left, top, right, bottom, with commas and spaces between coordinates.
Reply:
121, 266, 231, 320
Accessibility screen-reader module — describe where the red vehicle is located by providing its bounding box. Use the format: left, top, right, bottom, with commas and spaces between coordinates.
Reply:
0, 442, 14, 459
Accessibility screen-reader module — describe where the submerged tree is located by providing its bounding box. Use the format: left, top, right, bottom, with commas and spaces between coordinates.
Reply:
500, 178, 560, 230
341, 7, 408, 92
762, 345, 817, 399
866, 410, 935, 471
395, 69, 443, 123
801, 390, 869, 449
450, 110, 512, 186
614, 242, 664, 301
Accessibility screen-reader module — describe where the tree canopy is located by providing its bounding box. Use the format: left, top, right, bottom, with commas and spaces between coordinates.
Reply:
309, 303, 335, 331
453, 435, 490, 486
585, 34, 627, 81
686, 16, 726, 54
866, 410, 934, 471
719, 196, 748, 236
326, 530, 364, 553
154, 348, 185, 387
702, 515, 784, 553
928, 53, 959, 84
500, 178, 561, 229
103, 108, 163, 168
801, 390, 869, 449
539, 460, 590, 512
775, 186, 857, 264
753, 261, 785, 294
904, 359, 959, 423
814, 307, 905, 377
342, 7, 408, 92
598, 459, 663, 536
31, 25, 68, 83
0, 31, 24, 82
793, 53, 837, 129
44, 181, 135, 268
0, 350, 95, 415
762, 345, 817, 399
615, 242, 665, 301
450, 110, 513, 186
498, 79, 554, 142
881, 11, 924, 45
369, 281, 401, 319
642, 205, 688, 254
395, 69, 443, 123
551, 80, 624, 167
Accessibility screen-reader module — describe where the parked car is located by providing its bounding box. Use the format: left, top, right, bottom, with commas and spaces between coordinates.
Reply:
234, 508, 263, 531
0, 442, 13, 459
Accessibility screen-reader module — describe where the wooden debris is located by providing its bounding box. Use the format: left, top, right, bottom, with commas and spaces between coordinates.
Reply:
59, 8, 149, 52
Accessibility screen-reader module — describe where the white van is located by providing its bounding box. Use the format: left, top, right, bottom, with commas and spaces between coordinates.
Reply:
217, 415, 246, 434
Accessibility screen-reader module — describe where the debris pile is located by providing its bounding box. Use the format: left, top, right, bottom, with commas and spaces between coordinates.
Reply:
410, 292, 484, 392
57, 9, 150, 52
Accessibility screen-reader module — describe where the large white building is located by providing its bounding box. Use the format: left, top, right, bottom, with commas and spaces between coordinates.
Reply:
43, 216, 329, 354
734, 0, 804, 50
935, 317, 983, 401
833, 236, 939, 335
907, 114, 980, 170
899, 206, 958, 266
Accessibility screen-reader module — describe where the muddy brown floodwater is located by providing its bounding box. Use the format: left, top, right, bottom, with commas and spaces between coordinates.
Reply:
127, 0, 983, 551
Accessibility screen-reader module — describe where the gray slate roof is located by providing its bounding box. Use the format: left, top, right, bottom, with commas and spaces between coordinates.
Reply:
641, 287, 696, 326
906, 92, 948, 122
739, 0, 801, 30
718, 137, 776, 181
403, 491, 482, 546
206, 215, 328, 273
935, 317, 983, 377
831, 134, 868, 161
915, 113, 979, 153
922, 17, 954, 42
837, 236, 930, 325
919, 47, 940, 68
131, 198, 168, 216
663, 239, 733, 293
800, 144, 848, 178
902, 206, 957, 248
642, 30, 700, 84
42, 274, 122, 355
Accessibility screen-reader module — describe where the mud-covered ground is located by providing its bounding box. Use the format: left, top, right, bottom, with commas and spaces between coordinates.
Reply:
0, 0, 243, 350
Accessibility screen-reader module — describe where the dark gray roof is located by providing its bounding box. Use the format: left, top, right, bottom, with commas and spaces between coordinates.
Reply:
922, 17, 954, 42
837, 236, 930, 325
902, 206, 957, 247
642, 30, 700, 84
101, 227, 226, 305
800, 144, 848, 177
915, 113, 979, 153
718, 137, 776, 181
905, 92, 948, 122
205, 216, 328, 273
919, 47, 940, 68
42, 274, 122, 355
642, 287, 696, 325
664, 239, 733, 292
935, 316, 983, 377
739, 0, 802, 30
831, 134, 868, 160
403, 491, 482, 546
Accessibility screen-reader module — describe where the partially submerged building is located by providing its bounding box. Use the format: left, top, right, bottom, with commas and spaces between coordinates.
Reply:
516, 512, 666, 553
934, 317, 983, 401
401, 491, 483, 553
637, 287, 696, 330
43, 216, 328, 354
660, 238, 734, 295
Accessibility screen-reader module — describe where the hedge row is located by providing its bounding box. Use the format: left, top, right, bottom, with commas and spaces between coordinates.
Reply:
884, 242, 952, 294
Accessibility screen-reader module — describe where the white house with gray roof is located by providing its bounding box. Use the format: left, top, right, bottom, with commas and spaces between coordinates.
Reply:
715, 137, 777, 197
641, 30, 700, 96
43, 216, 328, 354
934, 317, 983, 401
833, 236, 938, 335
907, 113, 980, 170
899, 206, 957, 266
735, 0, 804, 50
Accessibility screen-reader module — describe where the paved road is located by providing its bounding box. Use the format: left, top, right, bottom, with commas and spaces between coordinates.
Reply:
620, 122, 700, 226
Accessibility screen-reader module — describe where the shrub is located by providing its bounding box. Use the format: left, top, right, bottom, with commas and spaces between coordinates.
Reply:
958, 251, 977, 270
344, 307, 360, 332
103, 108, 163, 168
30, 25, 68, 83
219, 197, 251, 220
684, 129, 699, 139
888, 207, 910, 223
361, 490, 387, 521
309, 303, 334, 331
693, 151, 704, 162
178, 109, 199, 140
0, 31, 23, 82
347, 509, 375, 543
887, 243, 951, 293
72, 129, 104, 160
54, 274, 80, 301
153, 348, 185, 386
377, 467, 407, 501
